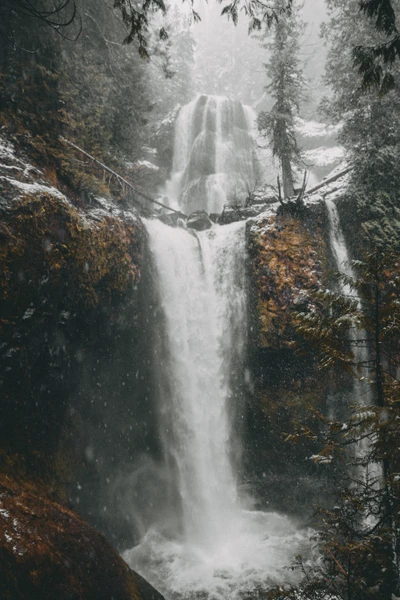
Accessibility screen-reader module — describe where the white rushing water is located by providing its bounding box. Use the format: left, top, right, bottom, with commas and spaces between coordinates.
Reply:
124, 218, 309, 599
164, 95, 261, 215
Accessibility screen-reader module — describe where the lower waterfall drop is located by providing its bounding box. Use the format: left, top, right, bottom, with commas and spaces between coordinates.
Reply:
124, 219, 309, 599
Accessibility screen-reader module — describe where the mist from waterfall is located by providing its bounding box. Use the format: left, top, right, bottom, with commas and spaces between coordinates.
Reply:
121, 92, 315, 599
124, 219, 309, 599
164, 95, 261, 214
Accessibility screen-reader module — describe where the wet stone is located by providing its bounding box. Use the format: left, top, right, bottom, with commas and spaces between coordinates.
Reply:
186, 210, 213, 231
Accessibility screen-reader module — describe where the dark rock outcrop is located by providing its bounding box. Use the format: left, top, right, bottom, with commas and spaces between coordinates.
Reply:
0, 186, 144, 464
244, 203, 346, 516
248, 209, 327, 349
186, 210, 213, 231
0, 473, 164, 600
0, 135, 163, 588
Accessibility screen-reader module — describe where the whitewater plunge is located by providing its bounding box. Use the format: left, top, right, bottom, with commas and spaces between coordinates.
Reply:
124, 218, 309, 599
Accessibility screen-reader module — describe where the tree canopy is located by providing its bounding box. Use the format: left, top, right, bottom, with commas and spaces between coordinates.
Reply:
354, 0, 400, 92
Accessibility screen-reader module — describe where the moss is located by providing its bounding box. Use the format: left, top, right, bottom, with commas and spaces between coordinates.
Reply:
245, 211, 335, 514
249, 213, 327, 350
0, 193, 142, 314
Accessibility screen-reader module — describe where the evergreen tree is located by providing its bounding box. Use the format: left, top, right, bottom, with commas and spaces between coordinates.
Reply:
257, 0, 305, 199
0, 0, 78, 69
323, 0, 400, 215
147, 6, 195, 114
353, 0, 400, 93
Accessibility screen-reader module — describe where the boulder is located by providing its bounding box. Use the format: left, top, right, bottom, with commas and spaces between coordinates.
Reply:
0, 473, 165, 600
186, 210, 213, 231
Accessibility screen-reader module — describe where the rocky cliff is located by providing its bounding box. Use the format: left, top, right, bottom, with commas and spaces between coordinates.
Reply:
0, 473, 164, 600
243, 194, 350, 516
0, 134, 164, 599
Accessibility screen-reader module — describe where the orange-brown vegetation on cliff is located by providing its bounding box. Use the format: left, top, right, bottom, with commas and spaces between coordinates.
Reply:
0, 473, 164, 600
249, 214, 327, 349
0, 180, 145, 465
0, 192, 143, 319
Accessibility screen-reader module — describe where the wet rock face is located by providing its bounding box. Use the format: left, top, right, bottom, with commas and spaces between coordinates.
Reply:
248, 212, 327, 349
244, 209, 337, 515
0, 474, 165, 600
186, 210, 213, 231
0, 136, 160, 550
0, 190, 144, 462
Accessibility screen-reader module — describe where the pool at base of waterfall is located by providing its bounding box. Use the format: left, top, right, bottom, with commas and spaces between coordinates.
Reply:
124, 510, 312, 600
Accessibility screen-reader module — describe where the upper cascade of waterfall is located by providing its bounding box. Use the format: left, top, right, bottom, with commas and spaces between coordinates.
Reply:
164, 94, 262, 215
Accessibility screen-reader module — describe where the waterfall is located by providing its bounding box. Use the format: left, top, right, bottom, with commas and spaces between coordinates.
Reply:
164, 95, 261, 214
145, 218, 247, 548
325, 198, 380, 482
124, 218, 309, 599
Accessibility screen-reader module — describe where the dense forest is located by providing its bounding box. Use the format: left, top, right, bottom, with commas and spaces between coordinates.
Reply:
1, 1, 400, 599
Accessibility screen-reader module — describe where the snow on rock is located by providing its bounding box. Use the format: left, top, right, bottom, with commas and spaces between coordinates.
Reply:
134, 160, 160, 171
0, 176, 67, 202
0, 133, 141, 228
304, 146, 345, 168
0, 136, 16, 161
295, 117, 342, 143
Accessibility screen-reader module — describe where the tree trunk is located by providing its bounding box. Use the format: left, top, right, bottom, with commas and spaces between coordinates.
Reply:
281, 154, 295, 198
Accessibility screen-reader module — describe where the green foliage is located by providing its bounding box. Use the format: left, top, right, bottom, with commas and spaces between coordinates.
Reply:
360, 0, 397, 35
113, 0, 199, 58
220, 0, 293, 31
0, 0, 160, 199
0, 0, 79, 57
323, 0, 400, 216
353, 0, 400, 93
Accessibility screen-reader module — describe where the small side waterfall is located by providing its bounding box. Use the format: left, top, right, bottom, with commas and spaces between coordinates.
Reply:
325, 198, 380, 482
325, 197, 371, 390
124, 219, 308, 599
164, 95, 261, 214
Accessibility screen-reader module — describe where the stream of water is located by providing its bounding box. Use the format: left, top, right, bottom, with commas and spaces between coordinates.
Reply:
325, 198, 381, 485
124, 218, 309, 599
164, 94, 261, 214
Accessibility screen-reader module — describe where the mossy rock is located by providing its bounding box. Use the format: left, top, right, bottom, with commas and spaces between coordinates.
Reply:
0, 191, 144, 467
249, 213, 327, 350
0, 473, 164, 600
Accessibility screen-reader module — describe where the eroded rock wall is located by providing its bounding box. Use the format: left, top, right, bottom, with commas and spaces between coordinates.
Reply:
244, 203, 348, 516
0, 135, 165, 594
